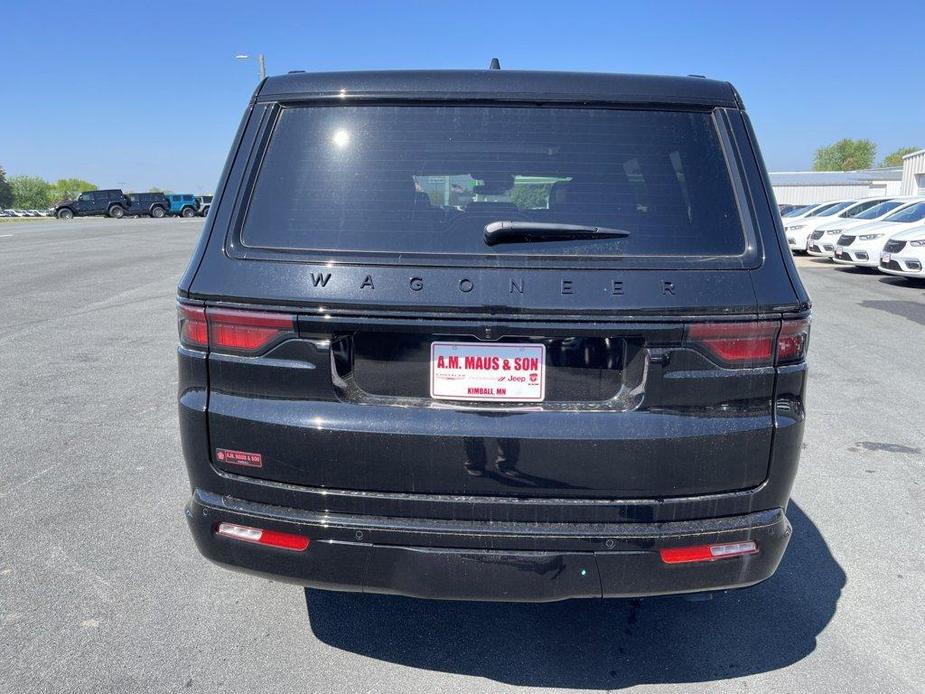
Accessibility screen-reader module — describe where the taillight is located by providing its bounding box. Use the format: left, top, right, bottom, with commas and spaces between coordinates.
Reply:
685, 318, 810, 367
686, 321, 777, 366
777, 318, 810, 364
177, 304, 208, 349
215, 522, 309, 551
176, 302, 296, 355
208, 308, 295, 353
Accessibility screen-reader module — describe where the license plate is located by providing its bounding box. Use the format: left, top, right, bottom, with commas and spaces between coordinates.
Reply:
430, 342, 546, 402
882, 253, 891, 264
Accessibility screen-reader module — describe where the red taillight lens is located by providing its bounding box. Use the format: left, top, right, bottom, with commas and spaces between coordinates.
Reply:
177, 304, 208, 349
659, 541, 757, 564
216, 522, 310, 551
207, 308, 295, 353
777, 318, 810, 364
176, 303, 295, 354
686, 319, 810, 367
686, 321, 778, 366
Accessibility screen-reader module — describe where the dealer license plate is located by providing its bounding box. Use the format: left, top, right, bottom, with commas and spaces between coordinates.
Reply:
430, 342, 546, 402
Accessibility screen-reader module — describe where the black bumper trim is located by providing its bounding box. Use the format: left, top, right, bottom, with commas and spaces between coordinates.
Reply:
187, 490, 792, 602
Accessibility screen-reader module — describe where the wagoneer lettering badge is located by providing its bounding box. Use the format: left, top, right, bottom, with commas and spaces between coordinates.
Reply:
304, 271, 683, 299
178, 68, 809, 603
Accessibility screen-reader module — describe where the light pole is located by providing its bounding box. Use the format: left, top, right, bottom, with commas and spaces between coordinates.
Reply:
235, 53, 266, 81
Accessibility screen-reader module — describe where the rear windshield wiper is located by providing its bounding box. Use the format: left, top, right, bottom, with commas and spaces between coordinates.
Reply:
484, 221, 631, 246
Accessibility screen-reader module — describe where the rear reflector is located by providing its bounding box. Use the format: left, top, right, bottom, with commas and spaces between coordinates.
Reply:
659, 541, 757, 564
216, 522, 310, 551
177, 302, 296, 354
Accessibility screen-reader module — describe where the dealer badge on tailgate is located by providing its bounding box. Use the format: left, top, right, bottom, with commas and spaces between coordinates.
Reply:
430, 342, 546, 402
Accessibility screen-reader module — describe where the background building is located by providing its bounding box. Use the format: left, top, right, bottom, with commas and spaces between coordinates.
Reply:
770, 168, 903, 205
900, 149, 925, 196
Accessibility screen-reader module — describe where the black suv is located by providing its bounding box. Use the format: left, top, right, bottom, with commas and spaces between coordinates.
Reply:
126, 192, 170, 218
178, 70, 810, 602
54, 189, 130, 219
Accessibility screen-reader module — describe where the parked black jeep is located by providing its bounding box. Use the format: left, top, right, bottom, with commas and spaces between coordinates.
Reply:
178, 70, 810, 602
54, 189, 130, 219
126, 192, 170, 218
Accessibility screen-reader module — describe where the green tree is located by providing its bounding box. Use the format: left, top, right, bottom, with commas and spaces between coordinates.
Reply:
511, 183, 553, 209
10, 176, 52, 209
0, 166, 13, 208
879, 146, 920, 168
812, 139, 876, 171
148, 186, 172, 194
49, 178, 97, 202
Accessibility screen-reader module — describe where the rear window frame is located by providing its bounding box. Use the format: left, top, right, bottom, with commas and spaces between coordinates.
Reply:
224, 99, 763, 271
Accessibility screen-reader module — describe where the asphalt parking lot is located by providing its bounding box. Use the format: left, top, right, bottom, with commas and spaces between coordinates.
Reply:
0, 218, 923, 693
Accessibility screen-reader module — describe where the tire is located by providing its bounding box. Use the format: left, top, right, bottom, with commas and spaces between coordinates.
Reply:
56, 208, 74, 220
181, 206, 196, 218
109, 205, 125, 219
151, 206, 166, 219
200, 206, 210, 217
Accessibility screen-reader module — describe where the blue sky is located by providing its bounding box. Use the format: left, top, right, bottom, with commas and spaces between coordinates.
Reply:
3, 0, 923, 193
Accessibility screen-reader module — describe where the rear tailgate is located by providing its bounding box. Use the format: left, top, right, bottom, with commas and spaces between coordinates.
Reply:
195, 267, 779, 499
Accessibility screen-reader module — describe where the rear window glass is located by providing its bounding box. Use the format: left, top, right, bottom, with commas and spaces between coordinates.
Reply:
242, 105, 745, 258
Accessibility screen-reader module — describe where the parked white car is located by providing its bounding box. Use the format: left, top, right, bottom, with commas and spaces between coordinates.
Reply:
803, 198, 893, 256
783, 200, 856, 252
807, 198, 916, 257
832, 200, 925, 267
878, 225, 925, 278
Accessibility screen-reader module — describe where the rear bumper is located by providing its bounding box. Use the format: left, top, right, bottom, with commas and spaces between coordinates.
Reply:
186, 489, 792, 602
